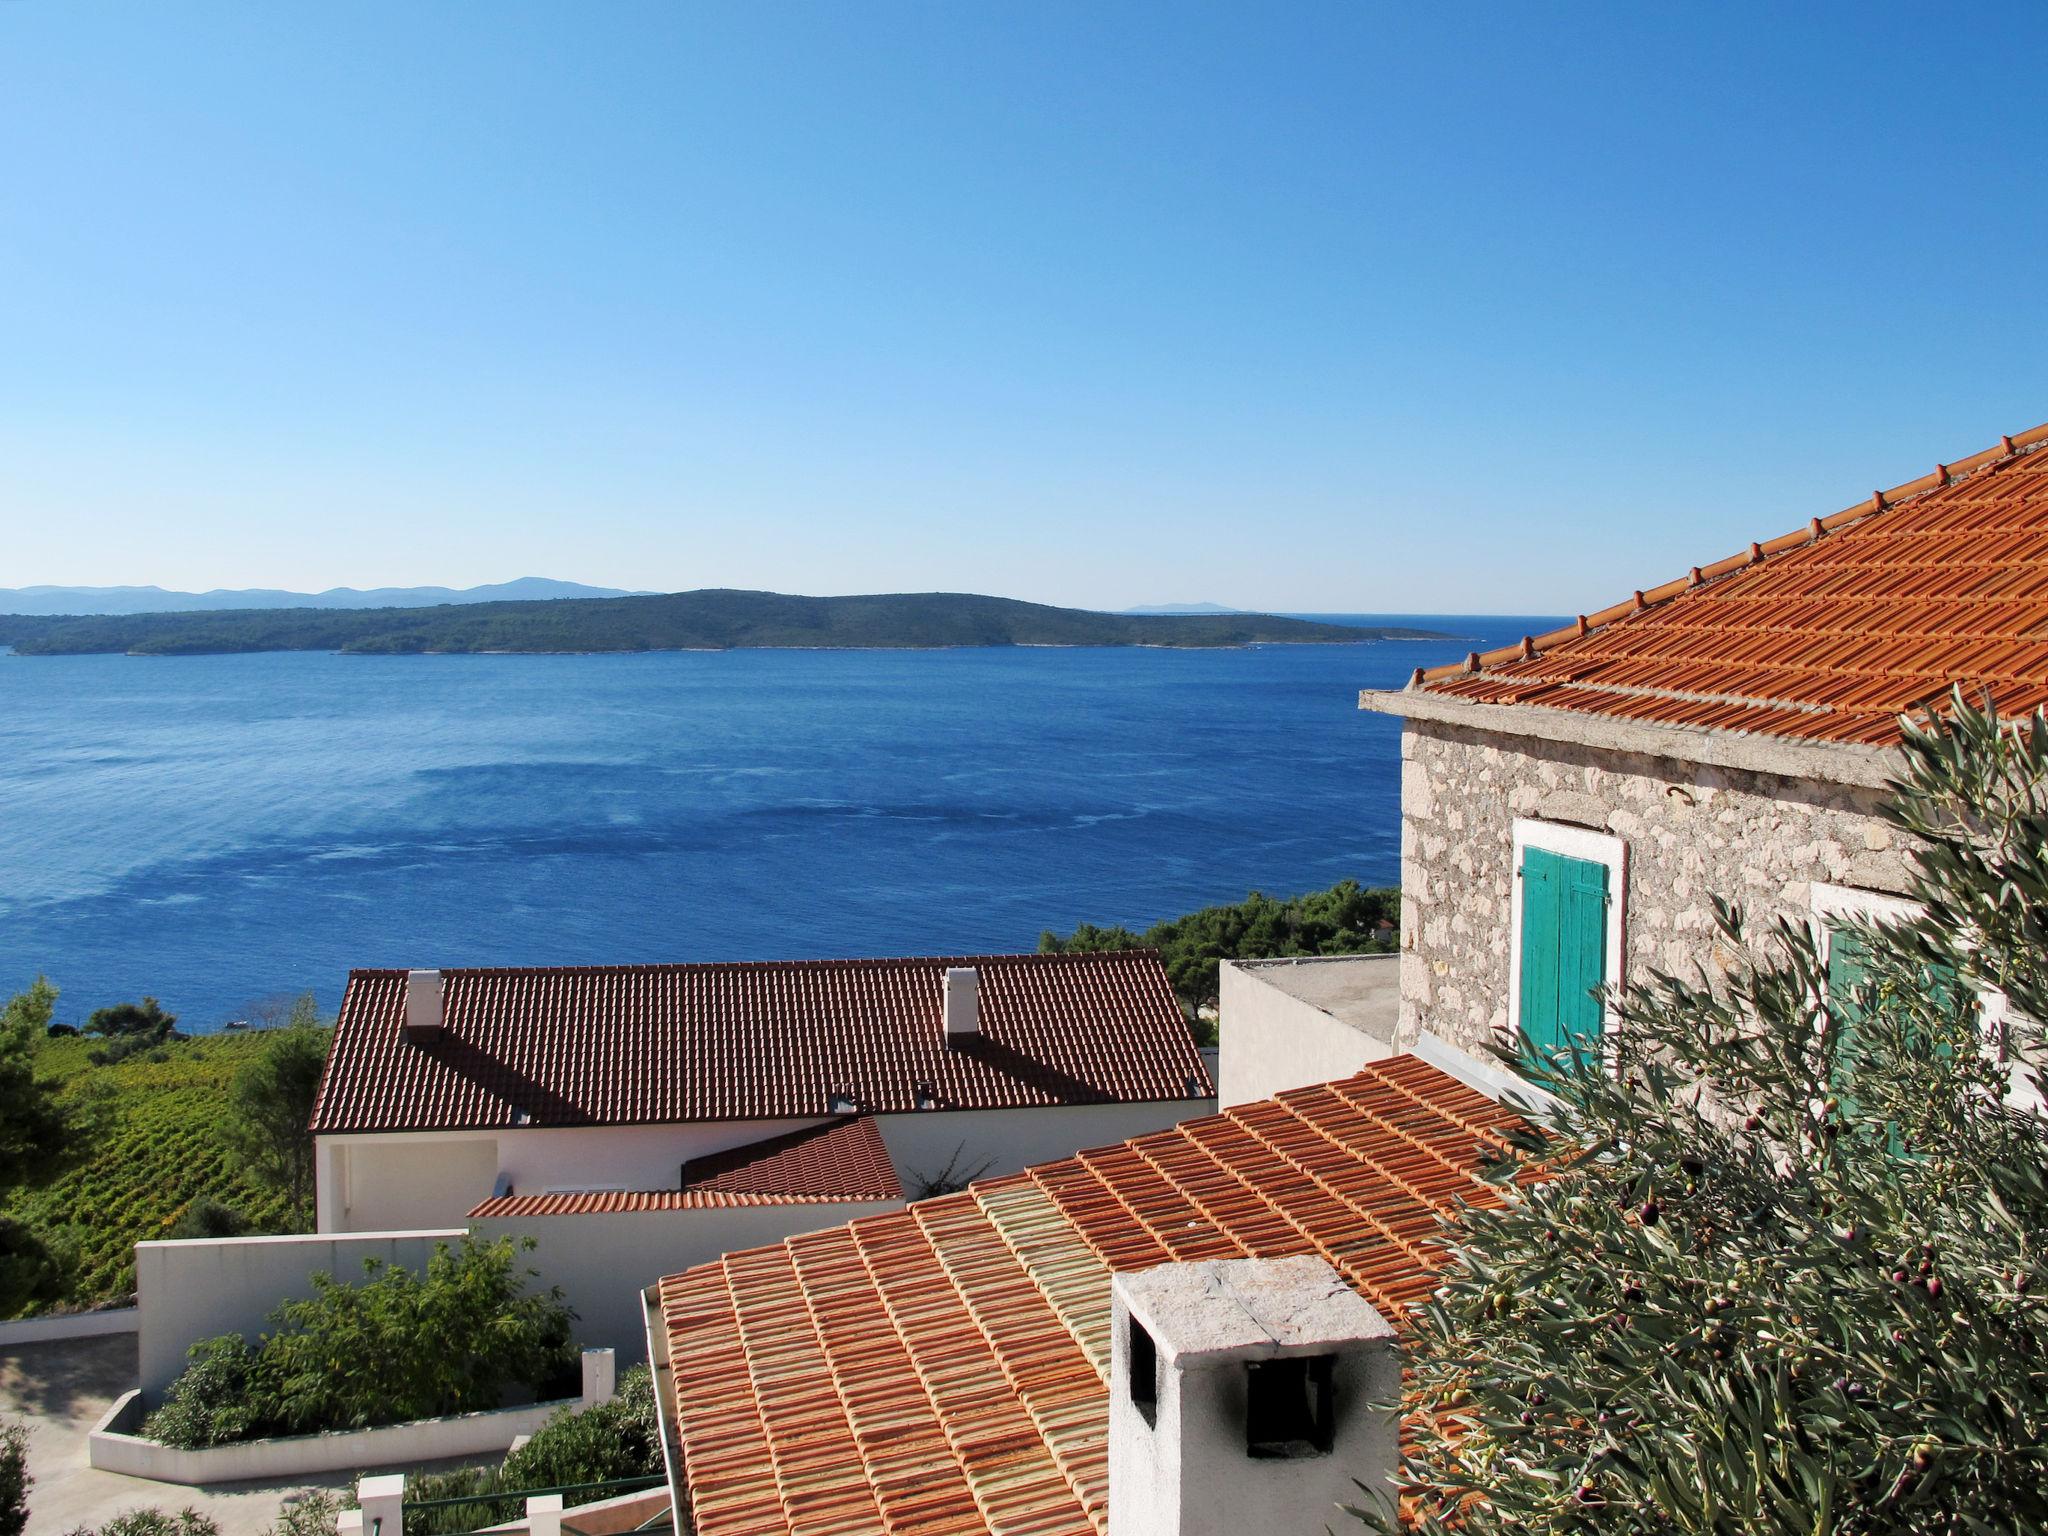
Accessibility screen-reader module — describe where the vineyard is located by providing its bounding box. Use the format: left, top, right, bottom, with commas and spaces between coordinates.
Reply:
3, 1032, 312, 1314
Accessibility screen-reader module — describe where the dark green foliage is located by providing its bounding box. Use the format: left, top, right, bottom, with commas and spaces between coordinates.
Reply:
1041, 878, 1398, 1019
260, 1490, 340, 1536
165, 1198, 248, 1241
222, 1001, 329, 1218
1, 1415, 29, 1536
84, 998, 185, 1066
145, 1236, 577, 1446
0, 1217, 73, 1317
391, 1366, 663, 1535
2, 1030, 310, 1316
1364, 697, 2048, 1535
0, 590, 1433, 657
60, 1510, 221, 1536
0, 978, 66, 1186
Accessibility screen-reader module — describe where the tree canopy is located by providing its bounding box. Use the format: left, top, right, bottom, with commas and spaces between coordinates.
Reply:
223, 997, 330, 1219
1365, 697, 2048, 1534
1041, 877, 1397, 1019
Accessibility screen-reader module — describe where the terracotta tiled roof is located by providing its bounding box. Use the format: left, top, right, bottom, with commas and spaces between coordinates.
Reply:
652, 1055, 1523, 1536
311, 951, 1210, 1135
1410, 424, 2048, 746
468, 1117, 903, 1217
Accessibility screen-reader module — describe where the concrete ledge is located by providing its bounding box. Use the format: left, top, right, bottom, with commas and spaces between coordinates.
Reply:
1360, 687, 1902, 790
88, 1390, 576, 1483
0, 1306, 138, 1348
89, 1347, 617, 1484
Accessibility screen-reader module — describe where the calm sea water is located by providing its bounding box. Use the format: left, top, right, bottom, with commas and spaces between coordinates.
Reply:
0, 616, 1553, 1030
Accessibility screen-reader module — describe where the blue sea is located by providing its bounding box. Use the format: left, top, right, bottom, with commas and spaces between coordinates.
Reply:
0, 616, 1553, 1030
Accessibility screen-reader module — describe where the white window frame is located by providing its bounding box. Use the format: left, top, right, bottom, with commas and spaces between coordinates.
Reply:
1809, 882, 2040, 1114
1507, 818, 1629, 1054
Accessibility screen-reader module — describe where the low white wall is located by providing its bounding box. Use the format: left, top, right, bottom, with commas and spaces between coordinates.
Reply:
472, 1201, 901, 1361
874, 1100, 1213, 1196
89, 1388, 569, 1482
136, 1229, 466, 1400
1217, 958, 1397, 1108
0, 1306, 138, 1348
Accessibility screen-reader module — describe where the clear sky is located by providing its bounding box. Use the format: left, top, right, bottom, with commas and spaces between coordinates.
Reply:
2, 3, 2041, 614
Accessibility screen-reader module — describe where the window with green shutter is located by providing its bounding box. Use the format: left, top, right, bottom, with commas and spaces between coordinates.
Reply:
1518, 846, 1609, 1067
1825, 918, 1965, 1152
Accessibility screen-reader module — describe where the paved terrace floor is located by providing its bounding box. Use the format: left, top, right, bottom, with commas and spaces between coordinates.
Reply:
2, 1333, 349, 1535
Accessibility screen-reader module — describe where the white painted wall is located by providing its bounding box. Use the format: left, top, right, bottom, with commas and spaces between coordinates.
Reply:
1217, 960, 1395, 1109
0, 1307, 137, 1348
470, 1201, 902, 1361
317, 1118, 821, 1233
135, 1229, 465, 1399
874, 1100, 1212, 1196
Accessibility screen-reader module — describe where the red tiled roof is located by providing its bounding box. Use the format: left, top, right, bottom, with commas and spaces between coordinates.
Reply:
468, 1117, 903, 1217
311, 951, 1209, 1135
653, 1055, 1523, 1536
1410, 424, 2048, 746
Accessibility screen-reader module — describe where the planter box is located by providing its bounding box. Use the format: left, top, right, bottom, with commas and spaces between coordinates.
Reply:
0, 1306, 139, 1348
87, 1347, 615, 1484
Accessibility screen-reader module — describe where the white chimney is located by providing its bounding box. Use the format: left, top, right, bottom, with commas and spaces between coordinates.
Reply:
1109, 1255, 1400, 1536
404, 968, 445, 1043
943, 966, 980, 1043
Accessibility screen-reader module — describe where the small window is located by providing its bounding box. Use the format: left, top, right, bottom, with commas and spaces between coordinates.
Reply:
1245, 1355, 1334, 1459
1128, 1317, 1159, 1427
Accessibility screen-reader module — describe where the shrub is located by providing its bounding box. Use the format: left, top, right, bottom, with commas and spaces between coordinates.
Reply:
261, 1489, 340, 1536
165, 1198, 247, 1241
142, 1338, 264, 1449
61, 1511, 220, 1536
503, 1364, 661, 1487
146, 1236, 576, 1447
1363, 698, 2048, 1535
1, 1415, 29, 1536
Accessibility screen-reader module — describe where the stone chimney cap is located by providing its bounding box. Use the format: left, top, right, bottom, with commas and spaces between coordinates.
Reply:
1115, 1255, 1392, 1369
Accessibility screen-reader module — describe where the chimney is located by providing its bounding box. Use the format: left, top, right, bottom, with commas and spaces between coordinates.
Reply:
404, 969, 445, 1043
943, 966, 980, 1043
1109, 1255, 1400, 1536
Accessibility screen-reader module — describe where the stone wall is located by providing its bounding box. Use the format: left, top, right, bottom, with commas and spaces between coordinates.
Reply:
1397, 717, 1914, 1054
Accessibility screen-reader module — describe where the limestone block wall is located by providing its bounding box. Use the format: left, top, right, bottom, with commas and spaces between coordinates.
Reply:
1397, 717, 1914, 1054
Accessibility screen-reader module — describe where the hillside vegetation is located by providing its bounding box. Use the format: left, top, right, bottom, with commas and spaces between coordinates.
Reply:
1039, 877, 1399, 1024
2, 1032, 314, 1314
0, 588, 1444, 656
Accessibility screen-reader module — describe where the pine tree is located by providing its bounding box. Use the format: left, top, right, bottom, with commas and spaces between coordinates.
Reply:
1360, 696, 2048, 1534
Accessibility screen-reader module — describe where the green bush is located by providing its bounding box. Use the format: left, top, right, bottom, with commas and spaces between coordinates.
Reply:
1, 1415, 29, 1536
60, 1511, 220, 1536
396, 1366, 664, 1536
260, 1489, 340, 1536
165, 1198, 247, 1241
1041, 877, 1398, 1025
145, 1236, 576, 1447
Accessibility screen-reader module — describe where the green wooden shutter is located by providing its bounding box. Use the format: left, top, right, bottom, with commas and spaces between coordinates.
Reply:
1520, 847, 1609, 1065
1827, 920, 1963, 1153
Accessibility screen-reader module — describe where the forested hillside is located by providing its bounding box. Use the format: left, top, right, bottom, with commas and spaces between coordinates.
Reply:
0, 588, 1446, 655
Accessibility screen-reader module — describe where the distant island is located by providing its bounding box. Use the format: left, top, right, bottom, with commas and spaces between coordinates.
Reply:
0, 576, 641, 616
0, 589, 1455, 656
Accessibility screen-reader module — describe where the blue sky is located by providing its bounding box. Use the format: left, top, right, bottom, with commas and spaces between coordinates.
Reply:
2, 4, 2041, 614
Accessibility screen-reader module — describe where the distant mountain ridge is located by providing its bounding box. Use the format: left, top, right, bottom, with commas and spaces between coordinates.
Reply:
0, 588, 1456, 656
1118, 602, 1245, 616
0, 577, 641, 616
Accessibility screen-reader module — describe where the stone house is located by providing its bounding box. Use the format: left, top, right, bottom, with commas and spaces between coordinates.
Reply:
1361, 422, 2048, 1090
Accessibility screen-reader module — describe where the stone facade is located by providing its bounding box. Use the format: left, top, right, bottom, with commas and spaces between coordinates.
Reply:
1397, 716, 1914, 1055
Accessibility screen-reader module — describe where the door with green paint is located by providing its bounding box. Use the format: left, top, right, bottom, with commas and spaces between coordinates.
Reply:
1518, 846, 1610, 1064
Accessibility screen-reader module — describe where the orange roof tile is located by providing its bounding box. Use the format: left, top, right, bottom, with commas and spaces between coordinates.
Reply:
652, 1055, 1523, 1536
312, 951, 1211, 1134
468, 1116, 903, 1216
1410, 424, 2048, 746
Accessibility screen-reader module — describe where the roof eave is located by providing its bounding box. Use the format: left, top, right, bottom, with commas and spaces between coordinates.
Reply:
1361, 685, 1902, 790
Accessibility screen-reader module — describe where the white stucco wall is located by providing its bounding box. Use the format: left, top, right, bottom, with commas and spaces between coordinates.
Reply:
317, 1118, 822, 1233
873, 1100, 1212, 1196
470, 1201, 902, 1361
135, 1229, 466, 1399
1216, 959, 1397, 1108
